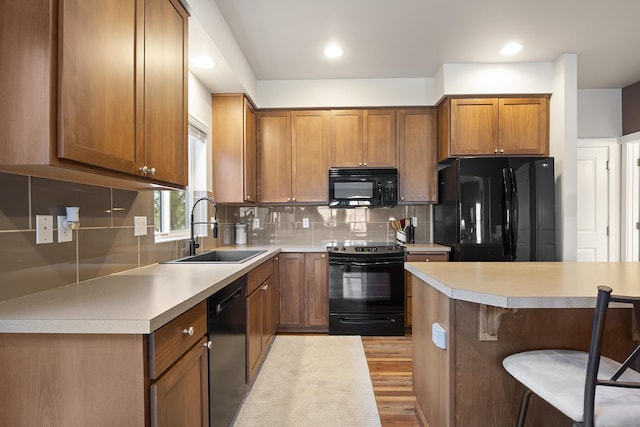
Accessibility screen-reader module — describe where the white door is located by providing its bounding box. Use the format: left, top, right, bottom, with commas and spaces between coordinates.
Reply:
576, 146, 610, 261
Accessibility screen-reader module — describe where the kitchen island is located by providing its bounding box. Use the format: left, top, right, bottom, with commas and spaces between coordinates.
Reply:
405, 262, 640, 427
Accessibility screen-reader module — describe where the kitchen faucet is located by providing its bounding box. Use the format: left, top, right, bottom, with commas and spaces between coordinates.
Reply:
189, 197, 218, 256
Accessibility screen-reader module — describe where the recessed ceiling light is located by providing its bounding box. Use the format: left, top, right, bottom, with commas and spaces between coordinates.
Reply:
192, 55, 216, 69
500, 42, 522, 56
324, 45, 344, 59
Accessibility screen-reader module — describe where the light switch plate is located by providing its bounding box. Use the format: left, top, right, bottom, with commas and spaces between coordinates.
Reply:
57, 216, 72, 242
253, 218, 260, 228
302, 218, 310, 228
134, 216, 147, 236
36, 215, 54, 244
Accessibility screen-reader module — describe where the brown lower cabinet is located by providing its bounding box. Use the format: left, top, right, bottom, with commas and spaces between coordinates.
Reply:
405, 252, 449, 327
246, 256, 280, 382
0, 301, 209, 427
278, 252, 328, 332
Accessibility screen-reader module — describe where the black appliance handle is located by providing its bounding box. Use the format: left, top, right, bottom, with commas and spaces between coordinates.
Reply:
350, 261, 404, 267
509, 167, 518, 261
338, 317, 396, 325
329, 258, 404, 266
501, 168, 511, 259
215, 288, 243, 316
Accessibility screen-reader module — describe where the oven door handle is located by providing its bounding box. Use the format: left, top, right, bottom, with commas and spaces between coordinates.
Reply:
338, 317, 397, 325
348, 261, 403, 267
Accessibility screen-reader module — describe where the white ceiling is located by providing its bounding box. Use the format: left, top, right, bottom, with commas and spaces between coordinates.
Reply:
190, 0, 640, 92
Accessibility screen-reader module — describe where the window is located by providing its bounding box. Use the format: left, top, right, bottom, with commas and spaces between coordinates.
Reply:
154, 116, 208, 241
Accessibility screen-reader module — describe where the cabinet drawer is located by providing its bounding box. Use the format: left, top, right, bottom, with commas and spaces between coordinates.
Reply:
406, 252, 449, 263
247, 259, 273, 294
149, 301, 207, 380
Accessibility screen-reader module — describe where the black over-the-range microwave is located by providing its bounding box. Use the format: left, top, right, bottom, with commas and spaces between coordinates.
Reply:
328, 168, 398, 208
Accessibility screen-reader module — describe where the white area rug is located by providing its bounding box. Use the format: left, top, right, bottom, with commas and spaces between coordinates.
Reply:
232, 335, 381, 427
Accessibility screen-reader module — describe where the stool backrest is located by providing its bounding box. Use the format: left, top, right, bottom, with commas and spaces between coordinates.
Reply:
583, 285, 640, 426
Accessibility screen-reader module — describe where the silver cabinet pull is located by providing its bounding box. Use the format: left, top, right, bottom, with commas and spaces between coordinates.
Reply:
183, 326, 194, 336
203, 341, 212, 349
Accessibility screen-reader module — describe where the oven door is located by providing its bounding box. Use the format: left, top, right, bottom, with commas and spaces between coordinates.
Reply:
328, 254, 404, 314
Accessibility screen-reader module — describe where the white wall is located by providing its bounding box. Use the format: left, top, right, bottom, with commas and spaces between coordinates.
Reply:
188, 72, 213, 192
256, 78, 434, 108
549, 54, 578, 261
577, 89, 622, 138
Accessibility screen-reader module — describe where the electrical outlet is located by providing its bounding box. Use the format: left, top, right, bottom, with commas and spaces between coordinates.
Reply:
302, 218, 309, 228
36, 215, 54, 244
134, 216, 147, 236
253, 218, 260, 228
432, 323, 447, 350
57, 216, 72, 242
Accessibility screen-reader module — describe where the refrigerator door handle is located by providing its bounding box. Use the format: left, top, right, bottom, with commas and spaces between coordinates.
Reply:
509, 167, 518, 261
501, 168, 511, 259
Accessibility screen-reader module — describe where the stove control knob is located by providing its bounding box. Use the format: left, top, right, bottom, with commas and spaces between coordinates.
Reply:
341, 247, 346, 251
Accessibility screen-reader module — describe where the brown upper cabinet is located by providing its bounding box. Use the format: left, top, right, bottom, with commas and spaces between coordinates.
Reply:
0, 0, 189, 189
257, 110, 330, 203
330, 110, 397, 167
212, 94, 257, 204
397, 109, 438, 203
438, 96, 550, 162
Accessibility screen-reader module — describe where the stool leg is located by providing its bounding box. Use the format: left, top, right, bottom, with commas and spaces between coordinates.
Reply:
517, 389, 534, 427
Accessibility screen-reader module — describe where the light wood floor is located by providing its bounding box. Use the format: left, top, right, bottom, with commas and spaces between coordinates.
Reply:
361, 335, 420, 426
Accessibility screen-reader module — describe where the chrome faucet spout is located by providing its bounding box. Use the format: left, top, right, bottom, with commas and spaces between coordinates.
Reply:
189, 197, 218, 256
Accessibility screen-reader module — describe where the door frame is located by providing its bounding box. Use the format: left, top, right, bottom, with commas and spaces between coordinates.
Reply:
621, 132, 640, 261
577, 138, 620, 261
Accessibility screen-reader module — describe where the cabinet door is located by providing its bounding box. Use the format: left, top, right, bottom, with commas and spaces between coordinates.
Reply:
57, 0, 140, 175
247, 286, 263, 381
244, 98, 257, 202
305, 253, 328, 327
279, 253, 306, 326
257, 111, 291, 203
450, 98, 499, 156
261, 276, 274, 350
330, 110, 363, 167
212, 95, 257, 204
270, 256, 280, 336
363, 110, 396, 167
150, 338, 209, 427
397, 109, 437, 203
499, 97, 549, 156
292, 110, 330, 202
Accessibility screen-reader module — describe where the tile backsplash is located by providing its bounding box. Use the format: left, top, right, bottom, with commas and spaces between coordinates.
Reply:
235, 205, 432, 246
0, 171, 432, 301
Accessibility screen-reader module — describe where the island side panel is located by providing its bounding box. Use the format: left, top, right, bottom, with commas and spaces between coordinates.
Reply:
0, 333, 147, 427
412, 277, 455, 427
452, 299, 636, 426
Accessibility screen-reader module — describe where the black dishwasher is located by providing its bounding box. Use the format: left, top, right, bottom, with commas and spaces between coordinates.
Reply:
207, 276, 247, 427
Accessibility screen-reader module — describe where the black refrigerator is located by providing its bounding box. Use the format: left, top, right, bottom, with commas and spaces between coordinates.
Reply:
434, 157, 556, 262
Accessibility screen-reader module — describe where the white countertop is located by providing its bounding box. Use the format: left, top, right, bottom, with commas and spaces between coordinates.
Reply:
406, 261, 640, 308
0, 249, 280, 334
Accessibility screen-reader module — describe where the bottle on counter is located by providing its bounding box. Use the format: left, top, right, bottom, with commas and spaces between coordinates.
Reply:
406, 217, 415, 244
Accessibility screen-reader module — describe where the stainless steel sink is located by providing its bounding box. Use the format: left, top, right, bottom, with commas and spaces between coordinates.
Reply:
163, 249, 267, 264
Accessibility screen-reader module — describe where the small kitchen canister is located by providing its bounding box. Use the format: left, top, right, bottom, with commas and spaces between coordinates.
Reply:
234, 223, 248, 245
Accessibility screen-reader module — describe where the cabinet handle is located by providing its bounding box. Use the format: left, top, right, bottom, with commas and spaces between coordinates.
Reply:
358, 162, 363, 166
261, 284, 269, 291
425, 259, 430, 262
287, 198, 291, 202
203, 341, 212, 349
321, 254, 325, 258
292, 198, 296, 202
275, 256, 279, 260
182, 326, 194, 336
400, 196, 404, 201
494, 149, 498, 154
245, 196, 251, 200
500, 149, 504, 154
363, 162, 367, 166
149, 167, 156, 176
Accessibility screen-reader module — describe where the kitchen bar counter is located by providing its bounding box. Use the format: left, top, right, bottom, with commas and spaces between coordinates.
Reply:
407, 261, 640, 427
405, 261, 640, 308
